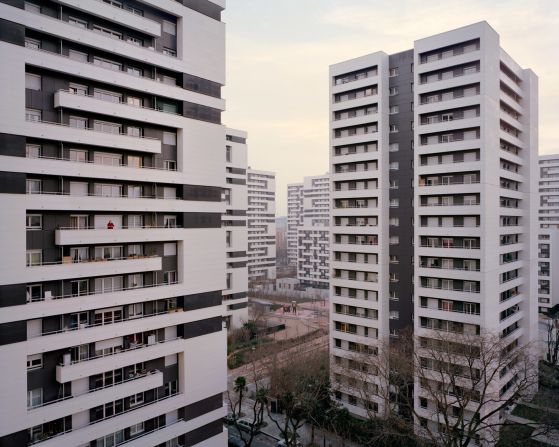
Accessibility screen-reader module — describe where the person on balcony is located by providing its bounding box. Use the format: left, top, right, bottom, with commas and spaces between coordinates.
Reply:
107, 220, 115, 229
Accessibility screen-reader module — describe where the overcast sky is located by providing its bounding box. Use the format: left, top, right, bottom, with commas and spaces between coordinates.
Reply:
222, 0, 559, 216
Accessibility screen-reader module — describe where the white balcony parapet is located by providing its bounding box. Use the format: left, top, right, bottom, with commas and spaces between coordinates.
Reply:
55, 227, 184, 245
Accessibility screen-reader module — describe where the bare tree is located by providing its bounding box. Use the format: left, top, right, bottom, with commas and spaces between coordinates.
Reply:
336, 330, 541, 447
544, 315, 559, 366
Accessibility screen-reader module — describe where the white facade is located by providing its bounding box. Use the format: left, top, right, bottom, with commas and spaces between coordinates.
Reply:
247, 169, 277, 281
539, 155, 559, 229
287, 183, 303, 266
0, 1, 228, 445
295, 174, 330, 288
224, 129, 249, 328
329, 22, 539, 442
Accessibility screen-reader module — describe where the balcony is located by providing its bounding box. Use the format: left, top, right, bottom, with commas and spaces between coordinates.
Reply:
25, 256, 161, 283
57, 0, 162, 36
55, 226, 183, 246
56, 337, 185, 383
27, 370, 162, 427
24, 118, 161, 153
54, 90, 185, 128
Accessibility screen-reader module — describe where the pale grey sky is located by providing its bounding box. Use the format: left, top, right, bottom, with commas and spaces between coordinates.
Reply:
222, 0, 559, 215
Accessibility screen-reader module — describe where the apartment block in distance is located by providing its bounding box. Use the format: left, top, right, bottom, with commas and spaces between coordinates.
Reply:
224, 128, 249, 328
296, 174, 330, 289
329, 22, 539, 443
537, 155, 559, 312
247, 169, 276, 281
0, 0, 229, 446
287, 182, 304, 266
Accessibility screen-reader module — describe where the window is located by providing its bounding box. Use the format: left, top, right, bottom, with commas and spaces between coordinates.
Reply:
164, 271, 177, 284
27, 388, 43, 409
103, 0, 122, 6
25, 73, 41, 91
25, 38, 40, 49
127, 156, 142, 168
128, 215, 143, 228
25, 109, 41, 122
127, 185, 141, 198
163, 132, 177, 145
164, 243, 177, 256
162, 20, 177, 35
94, 89, 122, 104
67, 84, 87, 98
27, 354, 42, 370
69, 149, 88, 163
390, 198, 399, 207
127, 36, 143, 46
419, 397, 428, 408
26, 144, 41, 158
128, 244, 143, 256
389, 105, 399, 114
125, 5, 143, 15
95, 246, 123, 260
94, 121, 121, 134
94, 307, 122, 325
162, 47, 177, 57
226, 231, 232, 247
164, 160, 177, 171
95, 276, 123, 293
128, 303, 143, 318
26, 284, 42, 302
126, 66, 142, 77
158, 74, 176, 85
93, 57, 121, 71
69, 49, 88, 62
24, 1, 41, 13
68, 16, 87, 28
126, 96, 142, 107
164, 215, 177, 228
129, 394, 144, 407
389, 235, 399, 245
163, 187, 176, 199
389, 87, 398, 96
69, 116, 88, 129
26, 214, 42, 230
389, 255, 399, 264
70, 182, 88, 196
96, 431, 125, 447
93, 152, 122, 166
71, 279, 89, 297
389, 217, 399, 227
94, 183, 122, 197
226, 145, 232, 162
70, 215, 88, 229
93, 25, 122, 40
26, 179, 41, 194
389, 67, 399, 77
389, 124, 398, 133
127, 126, 142, 137
389, 161, 399, 170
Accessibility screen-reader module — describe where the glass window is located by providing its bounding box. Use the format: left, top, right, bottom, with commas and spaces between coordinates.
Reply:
68, 16, 87, 28
69, 83, 88, 96
69, 49, 88, 62
26, 179, 41, 194
126, 126, 141, 137
93, 89, 122, 103
162, 20, 177, 35
70, 247, 89, 263
162, 132, 177, 145
93, 25, 122, 40
130, 422, 144, 436
125, 5, 143, 15
127, 156, 142, 168
27, 388, 42, 409
128, 244, 143, 256
70, 181, 88, 196
128, 303, 143, 318
126, 66, 142, 77
162, 47, 176, 57
94, 184, 122, 197
71, 279, 89, 296
69, 116, 88, 129
94, 152, 122, 166
69, 149, 88, 162
126, 96, 142, 107
127, 36, 142, 46
26, 144, 41, 158
70, 215, 88, 229
128, 215, 143, 228
164, 271, 177, 284
95, 246, 123, 260
25, 73, 41, 90
26, 284, 42, 302
158, 74, 176, 86
26, 250, 42, 266
226, 145, 232, 162
127, 185, 142, 198
25, 109, 41, 122
164, 243, 177, 256
127, 274, 143, 288
93, 57, 121, 71
163, 187, 176, 199
164, 215, 176, 228
129, 394, 144, 407
95, 276, 123, 293
24, 2, 41, 13
164, 160, 176, 171
25, 38, 40, 49
26, 214, 42, 229
94, 121, 121, 134
27, 354, 42, 370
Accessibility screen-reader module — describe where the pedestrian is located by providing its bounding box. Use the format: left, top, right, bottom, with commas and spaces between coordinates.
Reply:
107, 220, 115, 229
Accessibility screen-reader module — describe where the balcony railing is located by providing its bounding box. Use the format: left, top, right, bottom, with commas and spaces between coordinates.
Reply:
334, 310, 377, 320
27, 255, 159, 268
420, 244, 480, 250
419, 263, 480, 272
420, 284, 480, 293
26, 190, 180, 200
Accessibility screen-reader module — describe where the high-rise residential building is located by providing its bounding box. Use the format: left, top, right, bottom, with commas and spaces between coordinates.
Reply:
0, 1, 228, 446
247, 169, 276, 281
539, 155, 559, 229
329, 22, 538, 441
287, 182, 304, 266
296, 174, 330, 289
224, 129, 249, 328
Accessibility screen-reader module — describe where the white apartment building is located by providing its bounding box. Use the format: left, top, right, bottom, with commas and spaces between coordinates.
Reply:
0, 1, 228, 446
330, 22, 539, 443
295, 174, 330, 289
224, 129, 249, 328
539, 155, 559, 229
247, 169, 276, 281
287, 183, 303, 266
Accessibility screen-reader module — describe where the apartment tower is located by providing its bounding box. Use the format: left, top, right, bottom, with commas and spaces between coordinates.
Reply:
295, 174, 330, 289
247, 169, 276, 281
287, 182, 303, 266
0, 0, 228, 445
330, 22, 538, 441
224, 128, 249, 328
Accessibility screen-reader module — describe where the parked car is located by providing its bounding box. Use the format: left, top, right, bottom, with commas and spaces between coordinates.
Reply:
236, 418, 260, 433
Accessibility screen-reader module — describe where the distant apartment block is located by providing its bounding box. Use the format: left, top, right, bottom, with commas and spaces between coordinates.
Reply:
539, 155, 559, 229
287, 183, 304, 266
295, 174, 330, 288
247, 169, 276, 281
329, 22, 538, 442
224, 129, 249, 327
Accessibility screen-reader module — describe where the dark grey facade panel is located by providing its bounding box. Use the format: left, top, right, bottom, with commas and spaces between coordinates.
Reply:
228, 261, 247, 268
0, 172, 25, 194
0, 284, 26, 307
183, 393, 222, 421
0, 321, 26, 345
224, 220, 246, 227
181, 0, 223, 21
183, 290, 222, 311
228, 178, 246, 185
389, 49, 415, 333
227, 167, 246, 175
182, 212, 222, 228
184, 420, 223, 447
229, 292, 247, 300
0, 133, 25, 157
228, 251, 246, 258
228, 302, 247, 310
183, 101, 221, 124
226, 135, 246, 144
182, 184, 222, 202
182, 73, 222, 98
0, 18, 24, 47
226, 210, 247, 216
0, 431, 27, 447
180, 316, 222, 340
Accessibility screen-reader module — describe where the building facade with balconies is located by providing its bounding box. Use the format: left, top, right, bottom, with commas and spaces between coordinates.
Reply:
247, 169, 276, 281
287, 182, 303, 266
0, 1, 228, 445
296, 174, 330, 289
329, 22, 538, 443
223, 128, 249, 328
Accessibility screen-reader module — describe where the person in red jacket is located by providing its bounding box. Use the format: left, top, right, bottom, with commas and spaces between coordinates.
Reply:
107, 220, 115, 229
